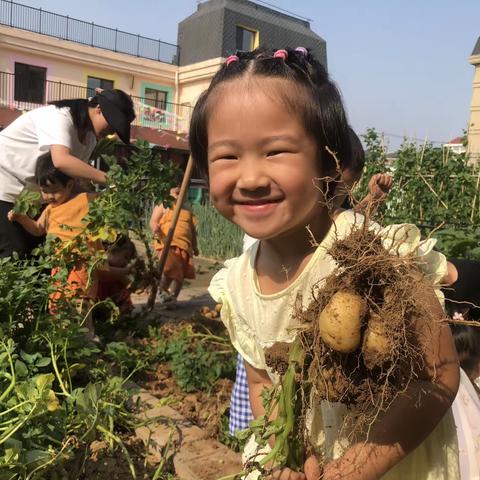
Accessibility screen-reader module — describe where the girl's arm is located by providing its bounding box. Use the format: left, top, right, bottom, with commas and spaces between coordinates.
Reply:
245, 362, 274, 418
50, 144, 106, 185
149, 204, 165, 235
8, 209, 47, 237
321, 286, 459, 480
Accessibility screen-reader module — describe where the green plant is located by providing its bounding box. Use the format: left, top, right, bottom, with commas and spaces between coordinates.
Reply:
11, 190, 42, 217
356, 129, 480, 258
0, 140, 178, 478
193, 203, 243, 260
144, 326, 236, 393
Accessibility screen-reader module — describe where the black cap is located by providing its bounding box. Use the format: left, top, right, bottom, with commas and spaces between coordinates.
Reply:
97, 89, 136, 144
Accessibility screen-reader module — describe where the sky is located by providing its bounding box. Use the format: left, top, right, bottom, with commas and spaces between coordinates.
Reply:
14, 0, 480, 151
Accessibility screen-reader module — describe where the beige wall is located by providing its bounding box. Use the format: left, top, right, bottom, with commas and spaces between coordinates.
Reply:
0, 25, 177, 98
178, 57, 223, 107
468, 53, 480, 164
0, 25, 222, 135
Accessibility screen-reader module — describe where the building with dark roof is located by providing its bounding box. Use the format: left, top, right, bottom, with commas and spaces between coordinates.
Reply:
178, 0, 327, 68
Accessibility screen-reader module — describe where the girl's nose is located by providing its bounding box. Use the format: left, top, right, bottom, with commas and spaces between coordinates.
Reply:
237, 159, 270, 192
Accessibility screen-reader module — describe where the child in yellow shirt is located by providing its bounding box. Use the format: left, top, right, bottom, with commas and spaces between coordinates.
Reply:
8, 152, 101, 338
150, 186, 199, 305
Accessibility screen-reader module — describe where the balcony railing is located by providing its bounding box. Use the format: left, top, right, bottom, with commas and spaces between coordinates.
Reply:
0, 71, 192, 134
0, 0, 179, 65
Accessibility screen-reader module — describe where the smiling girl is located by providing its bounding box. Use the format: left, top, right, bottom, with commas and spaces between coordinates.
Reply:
190, 48, 459, 479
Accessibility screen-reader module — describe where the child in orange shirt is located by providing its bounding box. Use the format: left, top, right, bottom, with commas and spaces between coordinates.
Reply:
8, 152, 101, 339
150, 186, 199, 305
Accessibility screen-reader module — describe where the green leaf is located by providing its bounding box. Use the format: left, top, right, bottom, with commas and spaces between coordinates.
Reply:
15, 359, 28, 378
35, 357, 52, 368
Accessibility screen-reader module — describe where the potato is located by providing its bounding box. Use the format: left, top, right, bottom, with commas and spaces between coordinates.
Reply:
318, 290, 366, 353
200, 306, 210, 315
215, 303, 223, 313
362, 312, 392, 369
204, 311, 214, 319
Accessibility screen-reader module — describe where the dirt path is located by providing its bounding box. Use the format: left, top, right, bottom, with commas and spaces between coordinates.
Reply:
131, 256, 221, 319
127, 257, 244, 479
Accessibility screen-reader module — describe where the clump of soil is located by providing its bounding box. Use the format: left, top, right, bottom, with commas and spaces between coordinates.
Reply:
143, 363, 233, 438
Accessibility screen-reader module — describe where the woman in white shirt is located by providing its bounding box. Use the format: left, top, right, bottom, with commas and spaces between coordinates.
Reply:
0, 89, 135, 257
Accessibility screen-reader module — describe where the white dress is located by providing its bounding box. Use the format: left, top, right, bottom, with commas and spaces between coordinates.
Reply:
209, 210, 459, 479
452, 368, 480, 479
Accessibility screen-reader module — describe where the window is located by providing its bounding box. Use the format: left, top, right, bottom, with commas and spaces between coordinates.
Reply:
14, 63, 46, 104
87, 76, 114, 97
236, 26, 257, 51
144, 88, 168, 110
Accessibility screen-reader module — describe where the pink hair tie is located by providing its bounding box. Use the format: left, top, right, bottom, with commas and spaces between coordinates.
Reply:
273, 49, 288, 60
295, 46, 308, 56
225, 55, 239, 66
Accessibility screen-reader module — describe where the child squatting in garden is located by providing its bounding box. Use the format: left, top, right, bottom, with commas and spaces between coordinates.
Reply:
150, 185, 199, 306
190, 47, 460, 479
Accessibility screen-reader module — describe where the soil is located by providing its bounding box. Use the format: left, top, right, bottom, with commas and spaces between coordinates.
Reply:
66, 438, 170, 479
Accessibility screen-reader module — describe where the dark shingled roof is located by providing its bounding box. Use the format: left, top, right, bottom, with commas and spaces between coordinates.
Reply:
472, 37, 480, 56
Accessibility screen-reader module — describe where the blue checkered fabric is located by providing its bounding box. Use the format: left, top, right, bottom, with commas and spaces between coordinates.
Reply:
229, 353, 254, 434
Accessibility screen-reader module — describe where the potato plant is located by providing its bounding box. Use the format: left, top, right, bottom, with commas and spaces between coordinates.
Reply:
0, 141, 177, 478
357, 128, 480, 258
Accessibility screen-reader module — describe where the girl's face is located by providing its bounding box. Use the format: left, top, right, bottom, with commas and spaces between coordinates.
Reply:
207, 79, 325, 242
41, 180, 74, 206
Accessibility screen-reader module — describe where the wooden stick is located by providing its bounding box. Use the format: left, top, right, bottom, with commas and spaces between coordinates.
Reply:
418, 172, 448, 209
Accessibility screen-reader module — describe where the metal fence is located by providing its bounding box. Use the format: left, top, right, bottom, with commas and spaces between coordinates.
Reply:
0, 71, 192, 133
0, 0, 179, 64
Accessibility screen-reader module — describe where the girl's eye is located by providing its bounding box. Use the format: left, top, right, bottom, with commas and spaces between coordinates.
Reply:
213, 154, 237, 161
267, 150, 287, 157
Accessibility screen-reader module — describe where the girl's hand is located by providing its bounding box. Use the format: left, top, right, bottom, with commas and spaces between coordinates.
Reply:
368, 173, 393, 202
304, 455, 322, 479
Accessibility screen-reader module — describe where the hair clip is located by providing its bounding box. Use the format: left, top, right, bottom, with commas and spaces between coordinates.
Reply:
273, 49, 288, 60
225, 55, 239, 66
295, 47, 308, 56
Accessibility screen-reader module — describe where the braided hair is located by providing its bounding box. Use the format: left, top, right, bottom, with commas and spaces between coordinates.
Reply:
189, 47, 352, 179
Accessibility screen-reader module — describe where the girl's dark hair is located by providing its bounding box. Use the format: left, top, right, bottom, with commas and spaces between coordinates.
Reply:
348, 128, 365, 175
189, 47, 352, 179
49, 96, 100, 144
451, 324, 480, 377
110, 235, 137, 257
35, 152, 72, 187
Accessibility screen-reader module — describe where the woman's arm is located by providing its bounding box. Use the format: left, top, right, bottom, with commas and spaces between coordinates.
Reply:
149, 204, 165, 234
322, 286, 459, 480
8, 209, 47, 237
50, 144, 106, 185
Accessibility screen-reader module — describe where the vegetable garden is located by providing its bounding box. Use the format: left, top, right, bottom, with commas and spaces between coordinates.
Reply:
1, 133, 478, 479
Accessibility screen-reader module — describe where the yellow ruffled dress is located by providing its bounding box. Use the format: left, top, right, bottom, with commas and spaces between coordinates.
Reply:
209, 210, 459, 479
